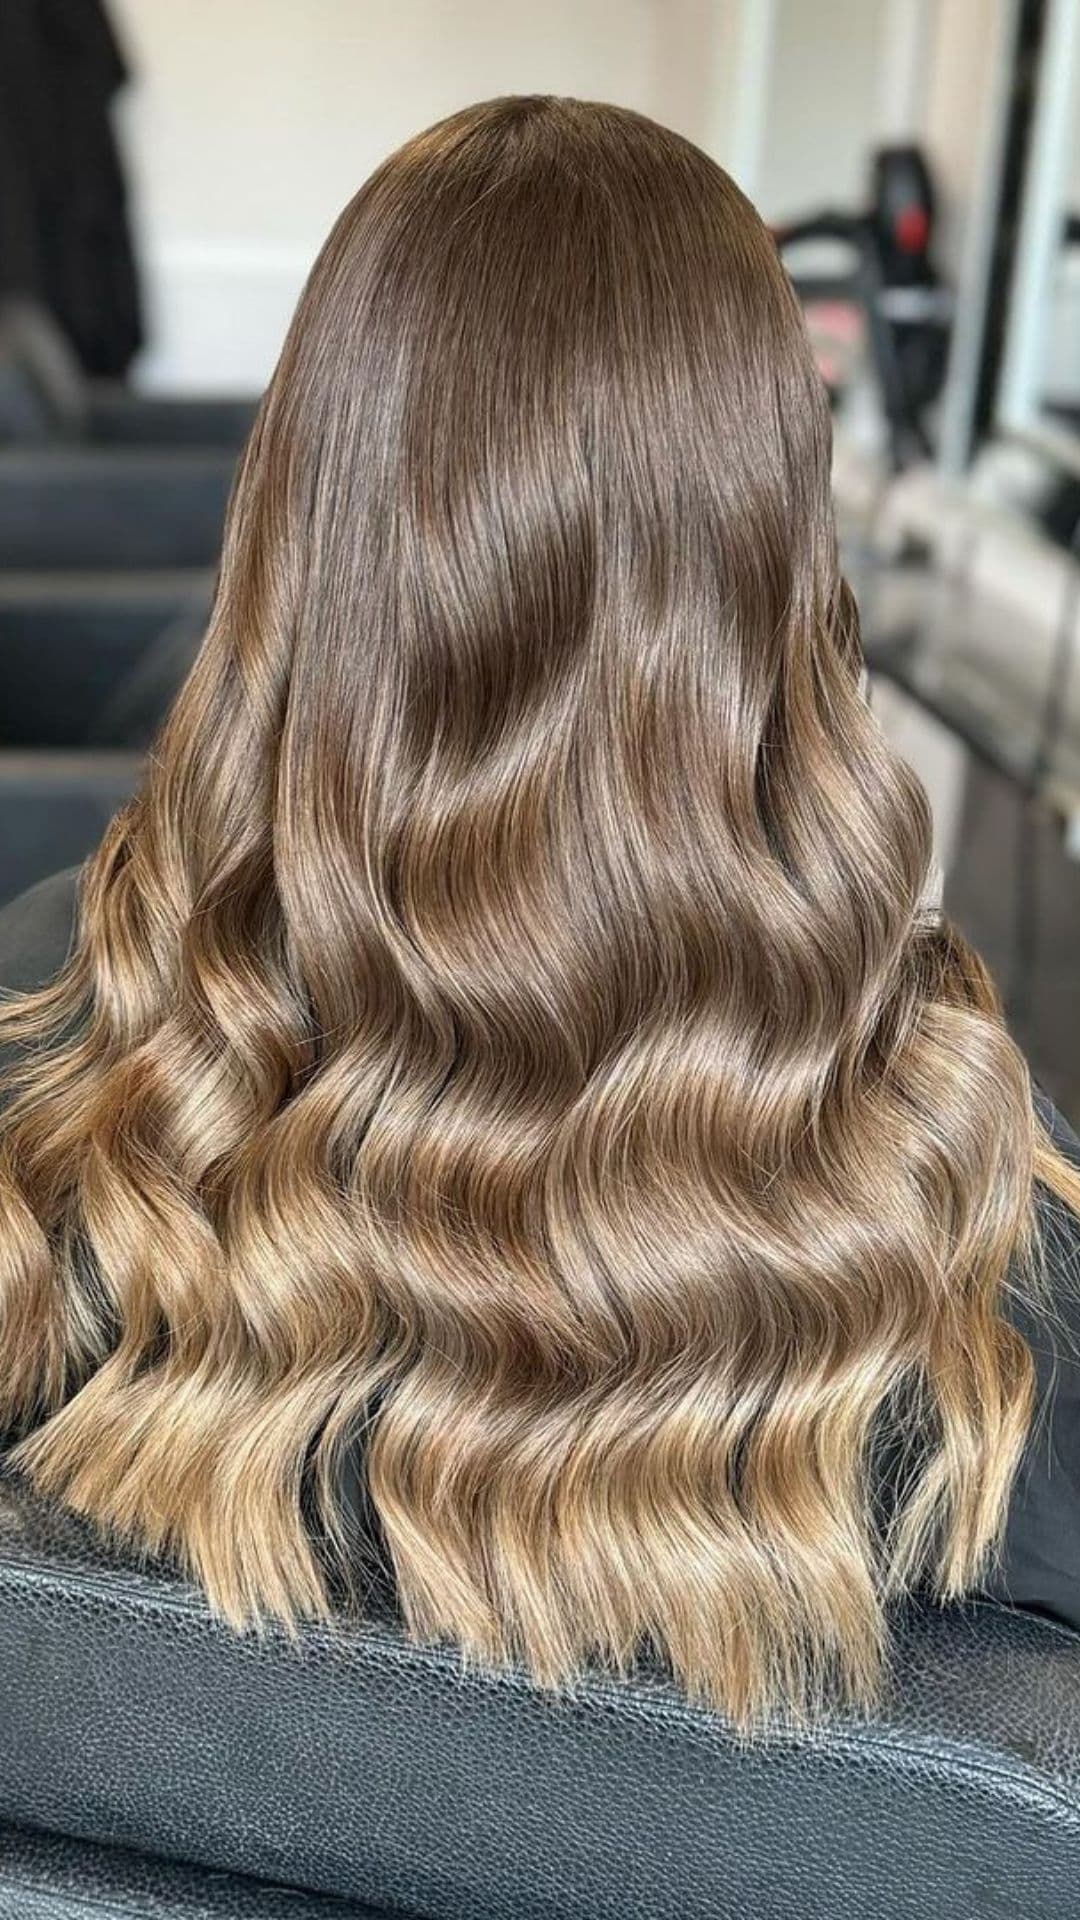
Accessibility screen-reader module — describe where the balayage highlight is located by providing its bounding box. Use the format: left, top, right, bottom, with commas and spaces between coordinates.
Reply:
2, 96, 1079, 1728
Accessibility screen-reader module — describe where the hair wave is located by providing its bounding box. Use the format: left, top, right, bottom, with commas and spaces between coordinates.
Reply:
2, 96, 1078, 1727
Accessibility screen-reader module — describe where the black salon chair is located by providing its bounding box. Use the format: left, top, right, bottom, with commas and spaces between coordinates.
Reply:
0, 576, 209, 906
1, 1470, 1079, 1918
0, 297, 257, 453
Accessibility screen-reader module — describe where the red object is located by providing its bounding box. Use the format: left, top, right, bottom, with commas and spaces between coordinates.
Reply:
893, 204, 929, 254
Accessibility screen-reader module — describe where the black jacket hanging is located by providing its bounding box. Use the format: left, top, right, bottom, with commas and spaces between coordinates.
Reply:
0, 0, 143, 378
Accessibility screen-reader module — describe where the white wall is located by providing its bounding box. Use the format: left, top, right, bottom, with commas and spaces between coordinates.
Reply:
108, 0, 663, 393
753, 0, 890, 223
106, 0, 983, 395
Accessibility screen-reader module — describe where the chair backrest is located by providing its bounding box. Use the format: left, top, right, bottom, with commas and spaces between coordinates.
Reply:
2, 1466, 1079, 1920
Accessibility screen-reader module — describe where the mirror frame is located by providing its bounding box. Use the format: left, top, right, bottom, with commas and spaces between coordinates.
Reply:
996, 0, 1080, 477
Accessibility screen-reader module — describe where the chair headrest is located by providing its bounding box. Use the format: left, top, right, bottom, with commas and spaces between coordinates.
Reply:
2, 1467, 1079, 1919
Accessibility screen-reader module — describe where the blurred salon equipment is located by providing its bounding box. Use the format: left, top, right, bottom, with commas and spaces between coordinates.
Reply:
0, 241, 254, 905
0, 301, 246, 904
834, 0, 1080, 1120
775, 144, 952, 470
0, 1, 257, 907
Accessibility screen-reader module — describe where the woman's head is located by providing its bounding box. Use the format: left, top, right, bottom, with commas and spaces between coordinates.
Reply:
189, 93, 866, 953
1, 97, 1075, 1728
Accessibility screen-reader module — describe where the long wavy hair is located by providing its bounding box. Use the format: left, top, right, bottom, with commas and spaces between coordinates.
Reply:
2, 96, 1078, 1728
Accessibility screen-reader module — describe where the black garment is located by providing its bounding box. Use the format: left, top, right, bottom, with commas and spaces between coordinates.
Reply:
3, 866, 1080, 1631
0, 0, 142, 377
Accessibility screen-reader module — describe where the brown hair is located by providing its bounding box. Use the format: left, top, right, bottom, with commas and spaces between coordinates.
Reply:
2, 96, 1078, 1728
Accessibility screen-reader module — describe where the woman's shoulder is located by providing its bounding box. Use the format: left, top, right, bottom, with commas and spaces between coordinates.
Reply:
0, 867, 81, 996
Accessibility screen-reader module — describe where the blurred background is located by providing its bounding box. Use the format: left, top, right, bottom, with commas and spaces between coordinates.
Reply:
0, 0, 1078, 1117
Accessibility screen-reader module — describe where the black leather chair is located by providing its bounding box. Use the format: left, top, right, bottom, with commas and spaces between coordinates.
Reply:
2, 1466, 1079, 1919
